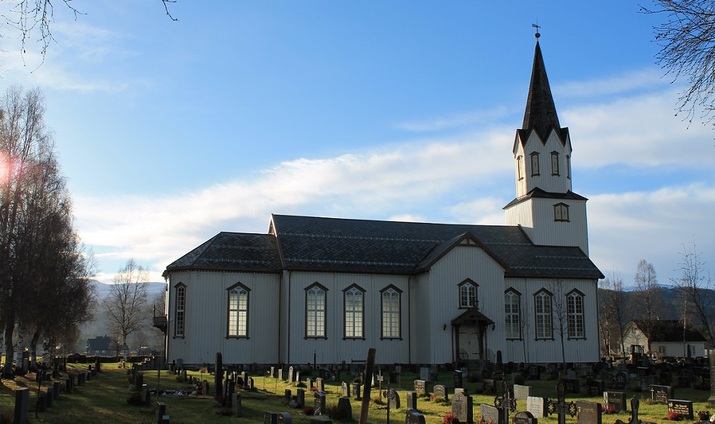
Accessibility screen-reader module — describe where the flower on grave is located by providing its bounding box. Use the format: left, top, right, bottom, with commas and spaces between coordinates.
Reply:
443, 412, 460, 424
302, 406, 315, 415
602, 404, 617, 414
667, 411, 681, 421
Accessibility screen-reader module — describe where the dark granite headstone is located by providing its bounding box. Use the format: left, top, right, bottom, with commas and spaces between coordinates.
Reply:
587, 380, 604, 396
14, 387, 29, 424
603, 391, 626, 413
528, 366, 541, 381
451, 391, 473, 423
564, 378, 580, 394
483, 379, 496, 394
353, 382, 362, 400
314, 391, 326, 415
650, 384, 673, 403
337, 397, 352, 420
406, 409, 426, 424
667, 399, 694, 420
264, 411, 278, 424
513, 411, 537, 424
576, 400, 602, 424
454, 370, 464, 389
232, 393, 242, 417
297, 388, 305, 408
284, 389, 291, 403
278, 412, 292, 424
612, 371, 627, 390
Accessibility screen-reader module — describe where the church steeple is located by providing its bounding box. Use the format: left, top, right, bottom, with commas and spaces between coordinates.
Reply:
522, 41, 561, 140
504, 36, 590, 255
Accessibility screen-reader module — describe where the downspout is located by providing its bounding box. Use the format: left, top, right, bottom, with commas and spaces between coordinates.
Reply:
287, 270, 292, 365
408, 275, 412, 365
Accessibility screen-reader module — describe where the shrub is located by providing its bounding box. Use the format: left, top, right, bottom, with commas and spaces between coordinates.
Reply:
303, 406, 315, 415
443, 412, 460, 424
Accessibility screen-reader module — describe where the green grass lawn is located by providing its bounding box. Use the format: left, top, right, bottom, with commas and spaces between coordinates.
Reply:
0, 362, 712, 423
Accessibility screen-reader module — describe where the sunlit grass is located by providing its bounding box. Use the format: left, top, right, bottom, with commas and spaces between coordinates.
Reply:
0, 362, 712, 423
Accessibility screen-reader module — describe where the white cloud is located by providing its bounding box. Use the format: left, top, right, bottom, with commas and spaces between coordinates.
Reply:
395, 106, 510, 132
554, 68, 670, 99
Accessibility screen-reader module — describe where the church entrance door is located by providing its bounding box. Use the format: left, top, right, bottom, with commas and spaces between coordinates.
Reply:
458, 324, 481, 360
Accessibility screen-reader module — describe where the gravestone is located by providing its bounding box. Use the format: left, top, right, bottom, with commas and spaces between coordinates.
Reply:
232, 393, 242, 417
288, 367, 294, 383
603, 391, 626, 413
576, 400, 602, 424
650, 384, 673, 403
414, 380, 426, 397
297, 388, 305, 408
420, 367, 430, 382
314, 391, 326, 415
353, 382, 362, 400
454, 370, 464, 389
526, 396, 548, 419
513, 411, 537, 424
264, 411, 278, 424
483, 379, 496, 394
387, 389, 400, 410
278, 412, 292, 424
667, 399, 694, 420
52, 381, 61, 400
494, 380, 516, 424
612, 371, 627, 390
270, 366, 275, 378
406, 409, 426, 424
315, 377, 325, 392
341, 381, 350, 398
563, 378, 580, 394
65, 377, 73, 394
406, 392, 418, 410
337, 397, 352, 420
528, 365, 540, 381
514, 384, 531, 401
480, 403, 500, 424
586, 380, 604, 396
284, 389, 291, 403
14, 387, 29, 424
295, 371, 300, 383
278, 369, 283, 381
451, 391, 473, 423
639, 375, 652, 391
433, 384, 448, 401
659, 370, 671, 385
677, 369, 693, 388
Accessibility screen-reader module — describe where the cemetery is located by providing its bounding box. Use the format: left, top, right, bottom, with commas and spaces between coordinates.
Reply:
0, 356, 714, 423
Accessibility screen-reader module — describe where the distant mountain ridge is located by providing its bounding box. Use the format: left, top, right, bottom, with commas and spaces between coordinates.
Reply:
89, 280, 166, 300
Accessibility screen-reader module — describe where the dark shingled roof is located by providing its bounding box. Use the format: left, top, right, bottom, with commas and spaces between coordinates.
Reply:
503, 188, 588, 209
163, 214, 603, 279
164, 232, 282, 274
520, 41, 567, 144
631, 320, 707, 343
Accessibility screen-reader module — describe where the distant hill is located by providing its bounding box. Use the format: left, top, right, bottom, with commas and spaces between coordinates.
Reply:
599, 286, 715, 323
89, 280, 166, 300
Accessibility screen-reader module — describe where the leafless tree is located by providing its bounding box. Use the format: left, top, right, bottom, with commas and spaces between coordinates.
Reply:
671, 240, 714, 344
642, 1, 715, 131
0, 86, 92, 377
633, 259, 662, 355
548, 279, 568, 366
2, 1, 178, 60
598, 275, 631, 358
104, 259, 149, 364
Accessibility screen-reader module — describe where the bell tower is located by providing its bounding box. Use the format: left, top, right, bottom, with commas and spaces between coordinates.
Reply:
504, 37, 590, 254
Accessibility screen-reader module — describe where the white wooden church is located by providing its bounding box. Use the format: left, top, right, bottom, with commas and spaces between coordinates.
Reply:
162, 39, 604, 367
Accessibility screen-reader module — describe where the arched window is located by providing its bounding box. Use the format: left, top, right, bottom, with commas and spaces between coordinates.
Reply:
174, 283, 186, 338
566, 155, 571, 179
567, 289, 585, 339
534, 289, 553, 339
504, 289, 521, 340
227, 283, 250, 338
381, 286, 401, 339
458, 279, 478, 308
306, 283, 327, 338
344, 285, 365, 339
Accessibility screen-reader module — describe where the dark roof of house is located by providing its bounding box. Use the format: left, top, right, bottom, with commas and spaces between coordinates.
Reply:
165, 214, 603, 280
631, 320, 707, 343
87, 336, 115, 351
521, 41, 563, 143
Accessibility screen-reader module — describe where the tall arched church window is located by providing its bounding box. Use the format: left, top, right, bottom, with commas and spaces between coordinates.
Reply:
530, 152, 540, 176
551, 151, 560, 176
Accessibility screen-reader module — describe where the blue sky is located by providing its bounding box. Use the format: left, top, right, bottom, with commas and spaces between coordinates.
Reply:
0, 1, 712, 286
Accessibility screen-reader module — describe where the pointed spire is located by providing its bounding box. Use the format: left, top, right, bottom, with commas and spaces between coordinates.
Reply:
522, 40, 561, 139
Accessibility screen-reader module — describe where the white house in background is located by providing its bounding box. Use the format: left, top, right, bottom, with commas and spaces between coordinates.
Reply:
623, 320, 707, 359
161, 39, 604, 367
